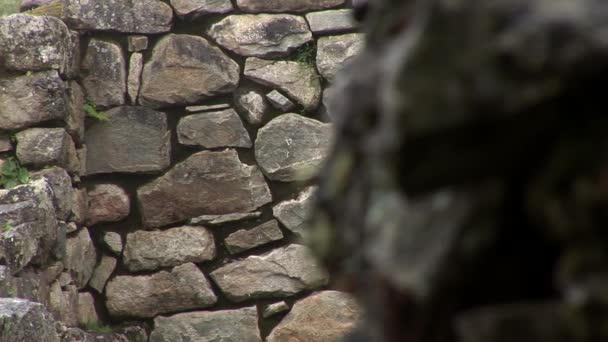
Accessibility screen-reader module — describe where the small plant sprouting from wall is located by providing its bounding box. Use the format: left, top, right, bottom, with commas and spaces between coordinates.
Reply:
83, 321, 113, 333
290, 43, 317, 66
84, 101, 109, 122
0, 157, 29, 189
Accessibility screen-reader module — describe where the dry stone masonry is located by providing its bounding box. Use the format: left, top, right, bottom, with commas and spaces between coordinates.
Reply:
0, 0, 363, 340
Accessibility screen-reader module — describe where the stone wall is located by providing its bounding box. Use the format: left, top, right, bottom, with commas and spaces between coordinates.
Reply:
0, 1, 363, 340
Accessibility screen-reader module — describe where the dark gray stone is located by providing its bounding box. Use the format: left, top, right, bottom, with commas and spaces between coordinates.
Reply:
190, 212, 262, 226
81, 39, 126, 108
85, 106, 171, 175
273, 186, 317, 236
63, 228, 96, 289
177, 109, 252, 148
31, 167, 73, 221
225, 220, 284, 254
137, 149, 272, 228
0, 298, 59, 342
266, 90, 295, 112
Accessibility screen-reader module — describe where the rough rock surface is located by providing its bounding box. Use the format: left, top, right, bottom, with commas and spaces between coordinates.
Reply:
305, 9, 357, 34
128, 35, 148, 52
70, 189, 87, 226
86, 184, 130, 226
186, 103, 231, 113
102, 232, 123, 256
0, 71, 67, 131
210, 244, 328, 302
127, 52, 143, 105
49, 281, 78, 326
0, 298, 59, 342
0, 134, 11, 152
63, 228, 97, 289
77, 292, 99, 327
316, 33, 364, 80
266, 90, 295, 111
177, 109, 252, 148
123, 226, 216, 272
267, 291, 362, 342
106, 263, 217, 318
89, 255, 117, 294
255, 114, 333, 182
225, 220, 284, 254
81, 39, 126, 108
273, 187, 317, 236
62, 0, 173, 33
85, 106, 171, 175
236, 0, 345, 13
137, 149, 272, 227
150, 306, 261, 342
0, 179, 57, 275
0, 14, 73, 74
244, 58, 321, 110
16, 128, 78, 173
208, 14, 312, 58
139, 34, 240, 108
234, 89, 268, 125
31, 167, 73, 221
190, 212, 262, 226
263, 301, 290, 318
170, 0, 233, 18
65, 81, 85, 144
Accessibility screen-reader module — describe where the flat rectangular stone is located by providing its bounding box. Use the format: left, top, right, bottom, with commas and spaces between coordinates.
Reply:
305, 9, 357, 34
185, 103, 231, 113
128, 35, 149, 52
225, 220, 284, 254
266, 90, 295, 112
190, 211, 262, 226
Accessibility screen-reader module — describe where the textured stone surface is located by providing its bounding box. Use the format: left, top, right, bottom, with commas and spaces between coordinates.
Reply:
123, 226, 216, 272
127, 52, 143, 105
0, 134, 11, 152
150, 306, 261, 342
0, 14, 73, 75
245, 58, 321, 110
102, 232, 123, 256
128, 35, 148, 52
267, 291, 362, 342
0, 298, 59, 342
208, 14, 312, 58
273, 187, 317, 236
86, 184, 130, 226
31, 167, 73, 223
81, 39, 126, 108
177, 109, 251, 148
234, 89, 268, 125
255, 114, 333, 182
77, 292, 99, 327
16, 128, 78, 173
48, 281, 78, 326
190, 212, 262, 226
0, 179, 57, 275
305, 9, 357, 34
263, 301, 290, 318
266, 90, 295, 111
185, 103, 231, 113
63, 228, 97, 289
85, 106, 171, 175
70, 188, 87, 226
0, 71, 67, 131
106, 263, 217, 318
137, 149, 272, 227
139, 34, 240, 108
225, 220, 284, 254
317, 33, 364, 80
210, 244, 328, 302
170, 0, 233, 18
89, 255, 117, 294
236, 0, 344, 13
62, 0, 173, 33
65, 81, 85, 144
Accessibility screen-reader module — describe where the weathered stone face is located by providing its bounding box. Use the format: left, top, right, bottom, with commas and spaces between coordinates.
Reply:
273, 186, 317, 236
177, 109, 252, 149
86, 184, 130, 226
0, 134, 11, 152
267, 291, 362, 342
0, 71, 67, 131
139, 34, 240, 108
262, 301, 290, 318
127, 52, 143, 105
62, 0, 173, 33
81, 39, 126, 109
224, 220, 284, 254
65, 81, 85, 144
208, 14, 312, 58
128, 35, 148, 52
0, 179, 57, 275
123, 226, 216, 272
105, 263, 217, 318
0, 298, 59, 342
137, 149, 272, 228
244, 58, 322, 110
31, 167, 73, 222
89, 255, 117, 294
63, 228, 97, 289
266, 90, 296, 112
16, 128, 78, 173
48, 281, 78, 326
236, 0, 345, 13
255, 114, 333, 182
210, 244, 329, 302
316, 33, 364, 80
0, 14, 73, 74
85, 106, 171, 175
190, 212, 262, 226
305, 9, 357, 34
234, 89, 268, 125
102, 232, 123, 256
170, 0, 233, 18
77, 292, 99, 327
150, 306, 261, 342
